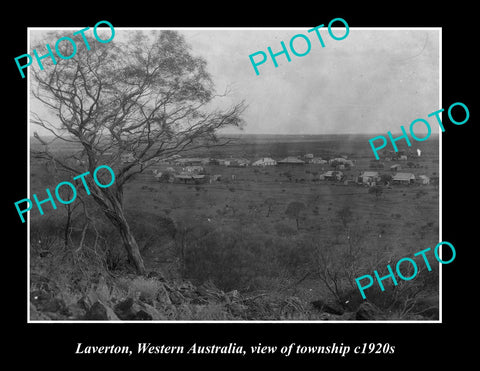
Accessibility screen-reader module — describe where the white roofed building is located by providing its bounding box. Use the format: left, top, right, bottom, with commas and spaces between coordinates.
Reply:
360, 171, 380, 184
310, 157, 327, 164
392, 172, 415, 184
278, 157, 305, 165
252, 157, 277, 166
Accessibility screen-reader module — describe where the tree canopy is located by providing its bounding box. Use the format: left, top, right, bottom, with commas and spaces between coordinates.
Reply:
32, 30, 245, 186
30, 30, 246, 274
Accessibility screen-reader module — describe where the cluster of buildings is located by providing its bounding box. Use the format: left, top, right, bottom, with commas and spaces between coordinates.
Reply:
122, 152, 354, 168
358, 171, 430, 186
142, 154, 349, 184
152, 166, 208, 184
121, 152, 431, 187
251, 155, 354, 168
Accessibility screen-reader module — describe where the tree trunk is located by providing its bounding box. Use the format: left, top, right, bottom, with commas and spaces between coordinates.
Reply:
98, 189, 146, 275
180, 230, 186, 277
64, 203, 72, 250
116, 217, 146, 275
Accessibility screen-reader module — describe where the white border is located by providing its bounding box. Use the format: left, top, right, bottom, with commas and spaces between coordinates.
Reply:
438, 30, 443, 323
27, 28, 31, 322
27, 26, 442, 324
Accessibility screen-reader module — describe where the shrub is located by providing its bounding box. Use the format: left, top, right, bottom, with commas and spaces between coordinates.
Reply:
179, 225, 283, 292
104, 247, 125, 271
310, 242, 440, 318
274, 238, 314, 276
368, 186, 383, 199
415, 190, 428, 198
285, 201, 306, 230
128, 277, 162, 303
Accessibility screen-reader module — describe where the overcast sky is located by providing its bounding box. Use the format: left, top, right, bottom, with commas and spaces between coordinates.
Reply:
29, 27, 440, 136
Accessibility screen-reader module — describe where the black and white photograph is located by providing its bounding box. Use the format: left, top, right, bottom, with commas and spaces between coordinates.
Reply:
26, 26, 441, 322
6, 5, 477, 363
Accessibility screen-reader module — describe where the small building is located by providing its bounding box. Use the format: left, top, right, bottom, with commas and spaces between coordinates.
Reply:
390, 164, 402, 172
228, 158, 250, 167
304, 153, 314, 159
329, 157, 354, 168
200, 158, 212, 165
417, 175, 430, 185
216, 158, 249, 167
321, 170, 343, 181
216, 159, 229, 166
278, 156, 305, 165
392, 172, 415, 184
399, 155, 408, 161
153, 169, 175, 183
329, 157, 346, 165
252, 157, 277, 167
359, 171, 380, 185
184, 165, 204, 174
309, 157, 327, 164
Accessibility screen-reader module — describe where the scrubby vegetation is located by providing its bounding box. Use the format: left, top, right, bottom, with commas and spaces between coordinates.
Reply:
30, 200, 439, 321
30, 136, 439, 321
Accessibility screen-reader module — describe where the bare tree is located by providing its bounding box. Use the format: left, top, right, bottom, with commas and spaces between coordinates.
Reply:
30, 30, 246, 275
33, 155, 83, 250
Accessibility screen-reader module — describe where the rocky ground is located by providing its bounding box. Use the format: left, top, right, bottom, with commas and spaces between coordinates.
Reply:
30, 271, 437, 321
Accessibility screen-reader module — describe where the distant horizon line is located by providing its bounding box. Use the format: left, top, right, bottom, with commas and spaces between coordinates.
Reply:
30, 132, 441, 138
